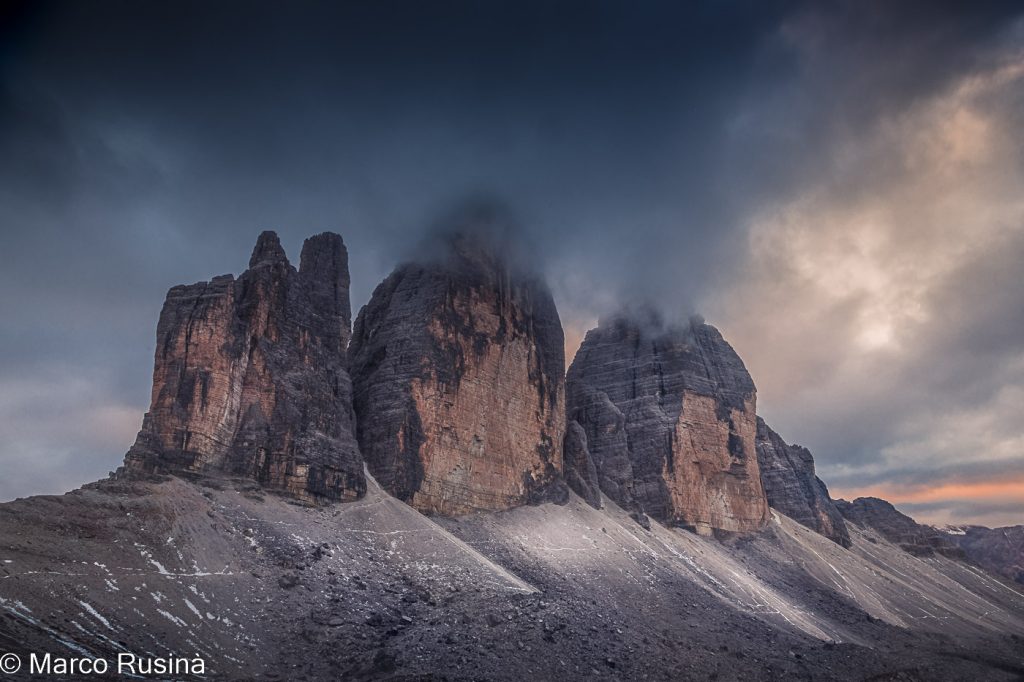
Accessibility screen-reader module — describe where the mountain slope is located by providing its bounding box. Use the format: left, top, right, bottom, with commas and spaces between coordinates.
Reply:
2, 478, 1023, 680
938, 524, 1024, 585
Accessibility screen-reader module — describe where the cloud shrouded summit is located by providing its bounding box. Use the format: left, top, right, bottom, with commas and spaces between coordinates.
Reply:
1, 0, 1023, 525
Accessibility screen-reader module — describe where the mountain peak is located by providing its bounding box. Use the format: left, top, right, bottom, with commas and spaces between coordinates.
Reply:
249, 230, 289, 268
565, 312, 768, 534
349, 233, 566, 515
122, 231, 363, 502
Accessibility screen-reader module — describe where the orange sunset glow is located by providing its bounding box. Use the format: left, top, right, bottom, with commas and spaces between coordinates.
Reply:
834, 476, 1024, 510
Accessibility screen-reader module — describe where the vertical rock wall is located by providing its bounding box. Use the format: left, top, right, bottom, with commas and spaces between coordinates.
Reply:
122, 231, 365, 503
566, 314, 769, 534
349, 233, 567, 515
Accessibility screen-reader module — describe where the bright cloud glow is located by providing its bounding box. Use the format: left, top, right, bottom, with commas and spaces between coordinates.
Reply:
707, 51, 1024, 526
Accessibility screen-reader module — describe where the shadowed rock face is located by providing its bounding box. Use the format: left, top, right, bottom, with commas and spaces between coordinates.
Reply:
938, 525, 1024, 585
122, 231, 365, 503
566, 314, 770, 534
755, 418, 850, 547
563, 420, 601, 509
836, 497, 964, 558
349, 233, 567, 515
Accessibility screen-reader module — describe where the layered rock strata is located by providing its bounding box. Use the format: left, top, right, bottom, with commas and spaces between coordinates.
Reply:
755, 418, 850, 546
348, 232, 567, 515
566, 314, 770, 534
122, 231, 365, 503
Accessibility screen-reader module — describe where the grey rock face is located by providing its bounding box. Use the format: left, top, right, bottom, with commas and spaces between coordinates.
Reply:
122, 231, 365, 503
755, 418, 850, 546
348, 232, 567, 515
563, 420, 602, 509
938, 525, 1024, 585
836, 497, 964, 558
566, 313, 769, 534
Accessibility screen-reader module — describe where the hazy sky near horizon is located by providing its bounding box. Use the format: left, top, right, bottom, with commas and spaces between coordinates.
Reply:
2, 0, 1023, 526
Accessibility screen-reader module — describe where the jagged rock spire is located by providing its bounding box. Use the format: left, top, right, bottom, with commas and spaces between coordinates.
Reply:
122, 231, 364, 503
249, 230, 289, 268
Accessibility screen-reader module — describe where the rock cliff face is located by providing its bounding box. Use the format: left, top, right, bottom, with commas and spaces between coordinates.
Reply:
565, 314, 769, 534
836, 498, 964, 558
563, 420, 602, 509
755, 418, 850, 546
348, 233, 567, 515
937, 525, 1024, 584
122, 231, 365, 503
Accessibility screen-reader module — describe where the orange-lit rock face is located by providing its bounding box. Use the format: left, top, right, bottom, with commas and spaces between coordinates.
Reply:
350, 235, 567, 515
661, 394, 766, 534
122, 231, 365, 503
566, 316, 769, 534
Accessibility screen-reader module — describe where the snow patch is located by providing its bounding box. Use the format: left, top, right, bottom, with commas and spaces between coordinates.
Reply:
136, 544, 170, 574
184, 598, 203, 619
156, 609, 187, 627
78, 600, 114, 631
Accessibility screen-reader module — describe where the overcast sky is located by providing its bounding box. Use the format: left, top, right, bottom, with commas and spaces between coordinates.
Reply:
2, 0, 1022, 526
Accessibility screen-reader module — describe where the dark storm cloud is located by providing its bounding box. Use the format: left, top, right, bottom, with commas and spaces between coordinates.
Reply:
1, 1, 1023, 522
3, 0, 800, 316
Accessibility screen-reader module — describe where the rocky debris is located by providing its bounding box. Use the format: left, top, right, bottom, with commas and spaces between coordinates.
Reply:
755, 418, 850, 546
563, 421, 602, 509
836, 497, 965, 558
121, 231, 365, 503
2, 471, 1024, 681
937, 524, 1024, 584
349, 230, 567, 515
566, 312, 769, 534
279, 572, 301, 589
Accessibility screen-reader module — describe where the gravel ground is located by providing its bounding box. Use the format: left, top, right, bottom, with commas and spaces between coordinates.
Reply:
1, 473, 1022, 681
